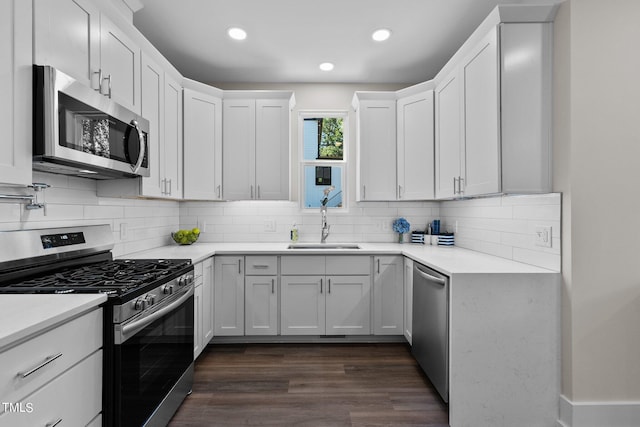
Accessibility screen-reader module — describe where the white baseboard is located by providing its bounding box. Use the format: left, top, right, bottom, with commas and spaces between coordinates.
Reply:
559, 395, 640, 427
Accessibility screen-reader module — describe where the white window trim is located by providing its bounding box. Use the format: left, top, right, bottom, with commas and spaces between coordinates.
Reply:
298, 110, 349, 213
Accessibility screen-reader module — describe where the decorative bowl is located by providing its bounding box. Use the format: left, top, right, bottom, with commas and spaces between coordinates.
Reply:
171, 229, 200, 245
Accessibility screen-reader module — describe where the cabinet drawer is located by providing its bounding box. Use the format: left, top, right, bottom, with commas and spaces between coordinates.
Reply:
0, 308, 102, 407
281, 256, 325, 275
0, 350, 102, 426
245, 256, 278, 275
326, 256, 370, 275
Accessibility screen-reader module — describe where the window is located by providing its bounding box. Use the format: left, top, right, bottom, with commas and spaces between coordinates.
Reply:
300, 112, 347, 209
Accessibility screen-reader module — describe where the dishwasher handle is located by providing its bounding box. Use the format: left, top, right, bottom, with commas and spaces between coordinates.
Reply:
414, 265, 446, 286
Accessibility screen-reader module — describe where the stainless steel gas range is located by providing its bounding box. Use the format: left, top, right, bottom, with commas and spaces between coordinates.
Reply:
0, 225, 194, 427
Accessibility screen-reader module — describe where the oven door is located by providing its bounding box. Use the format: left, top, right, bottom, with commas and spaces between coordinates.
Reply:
113, 287, 194, 427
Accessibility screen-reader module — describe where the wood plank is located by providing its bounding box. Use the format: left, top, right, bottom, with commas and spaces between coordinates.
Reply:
169, 343, 448, 426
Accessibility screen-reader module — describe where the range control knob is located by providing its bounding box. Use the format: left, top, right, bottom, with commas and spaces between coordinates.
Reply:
133, 298, 146, 311
178, 276, 186, 287
162, 285, 174, 295
186, 275, 194, 285
145, 294, 156, 306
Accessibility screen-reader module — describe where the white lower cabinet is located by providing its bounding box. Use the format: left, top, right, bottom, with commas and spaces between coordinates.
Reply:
280, 256, 371, 336
373, 256, 404, 335
0, 308, 103, 425
214, 256, 244, 336
194, 257, 214, 359
245, 276, 278, 335
403, 257, 414, 344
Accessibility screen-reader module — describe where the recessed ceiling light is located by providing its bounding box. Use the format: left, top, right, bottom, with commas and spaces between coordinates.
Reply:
227, 27, 247, 41
319, 62, 334, 71
372, 28, 392, 42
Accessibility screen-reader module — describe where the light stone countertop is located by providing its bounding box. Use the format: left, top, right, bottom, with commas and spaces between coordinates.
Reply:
123, 242, 557, 275
0, 294, 107, 351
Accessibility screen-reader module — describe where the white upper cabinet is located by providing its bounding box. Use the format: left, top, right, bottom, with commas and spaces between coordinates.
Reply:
397, 90, 435, 200
139, 53, 164, 198
354, 96, 397, 201
183, 84, 223, 200
461, 26, 500, 197
163, 72, 183, 199
99, 14, 141, 114
222, 93, 293, 201
34, 0, 141, 114
0, 0, 32, 186
435, 21, 552, 199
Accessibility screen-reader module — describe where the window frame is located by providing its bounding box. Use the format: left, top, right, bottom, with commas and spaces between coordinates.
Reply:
298, 110, 349, 212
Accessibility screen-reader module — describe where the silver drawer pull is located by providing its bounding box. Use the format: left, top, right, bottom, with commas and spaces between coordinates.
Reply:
252, 264, 270, 269
46, 418, 63, 427
19, 353, 63, 378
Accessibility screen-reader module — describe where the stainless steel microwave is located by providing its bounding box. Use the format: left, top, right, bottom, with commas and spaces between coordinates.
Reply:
33, 65, 150, 179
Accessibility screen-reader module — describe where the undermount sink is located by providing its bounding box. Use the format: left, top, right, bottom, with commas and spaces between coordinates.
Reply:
287, 243, 360, 250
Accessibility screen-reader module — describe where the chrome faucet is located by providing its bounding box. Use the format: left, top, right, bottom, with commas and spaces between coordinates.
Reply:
321, 205, 330, 243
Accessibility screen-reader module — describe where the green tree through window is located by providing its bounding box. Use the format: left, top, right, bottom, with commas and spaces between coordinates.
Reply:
318, 118, 343, 159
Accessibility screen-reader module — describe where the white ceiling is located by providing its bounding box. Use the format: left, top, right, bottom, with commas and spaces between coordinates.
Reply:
133, 0, 531, 85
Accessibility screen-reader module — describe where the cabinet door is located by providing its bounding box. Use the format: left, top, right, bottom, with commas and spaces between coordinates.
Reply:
214, 257, 244, 336
193, 280, 203, 358
462, 27, 500, 196
397, 91, 435, 200
33, 0, 99, 88
202, 257, 214, 344
140, 53, 165, 198
163, 72, 183, 198
373, 256, 404, 335
183, 89, 223, 200
403, 257, 414, 344
100, 14, 140, 113
255, 99, 289, 200
357, 100, 397, 201
0, 0, 31, 185
434, 68, 463, 199
223, 99, 256, 200
326, 275, 371, 335
245, 276, 278, 336
280, 276, 325, 335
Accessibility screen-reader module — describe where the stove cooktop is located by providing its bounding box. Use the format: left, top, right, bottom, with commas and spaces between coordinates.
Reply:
0, 259, 192, 296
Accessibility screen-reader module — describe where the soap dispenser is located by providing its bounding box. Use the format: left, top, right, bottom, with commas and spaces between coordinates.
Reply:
290, 223, 299, 242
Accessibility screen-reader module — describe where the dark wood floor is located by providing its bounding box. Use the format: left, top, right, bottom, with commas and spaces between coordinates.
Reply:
168, 343, 449, 426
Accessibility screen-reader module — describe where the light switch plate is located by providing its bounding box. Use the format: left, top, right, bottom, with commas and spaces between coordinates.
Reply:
120, 223, 129, 240
534, 225, 552, 248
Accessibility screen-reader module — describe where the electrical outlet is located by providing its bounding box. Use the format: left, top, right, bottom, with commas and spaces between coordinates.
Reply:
264, 219, 276, 232
534, 225, 552, 248
381, 220, 390, 231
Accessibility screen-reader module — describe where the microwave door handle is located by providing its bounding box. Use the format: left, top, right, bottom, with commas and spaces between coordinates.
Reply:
129, 120, 146, 174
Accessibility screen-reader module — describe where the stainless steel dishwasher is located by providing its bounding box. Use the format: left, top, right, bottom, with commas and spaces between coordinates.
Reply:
412, 262, 449, 402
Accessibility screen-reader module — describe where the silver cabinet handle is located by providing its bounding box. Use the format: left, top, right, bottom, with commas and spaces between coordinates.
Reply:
217, 185, 221, 199
398, 185, 402, 199
271, 278, 275, 294
252, 264, 269, 269
18, 352, 63, 378
377, 259, 380, 274
161, 178, 166, 195
168, 179, 172, 196
257, 185, 261, 199
46, 418, 63, 427
92, 69, 102, 91
459, 177, 464, 194
238, 259, 242, 274
328, 278, 331, 294
250, 185, 254, 199
363, 185, 366, 200
101, 74, 112, 98
320, 278, 323, 294
453, 177, 457, 194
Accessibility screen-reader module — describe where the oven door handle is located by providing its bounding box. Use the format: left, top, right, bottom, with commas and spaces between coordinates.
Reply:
116, 287, 193, 344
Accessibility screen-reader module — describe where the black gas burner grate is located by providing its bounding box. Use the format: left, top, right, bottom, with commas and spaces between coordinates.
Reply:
0, 259, 191, 296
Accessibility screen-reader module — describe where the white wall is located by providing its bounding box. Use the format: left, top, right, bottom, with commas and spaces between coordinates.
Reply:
555, 0, 640, 415
0, 171, 180, 257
